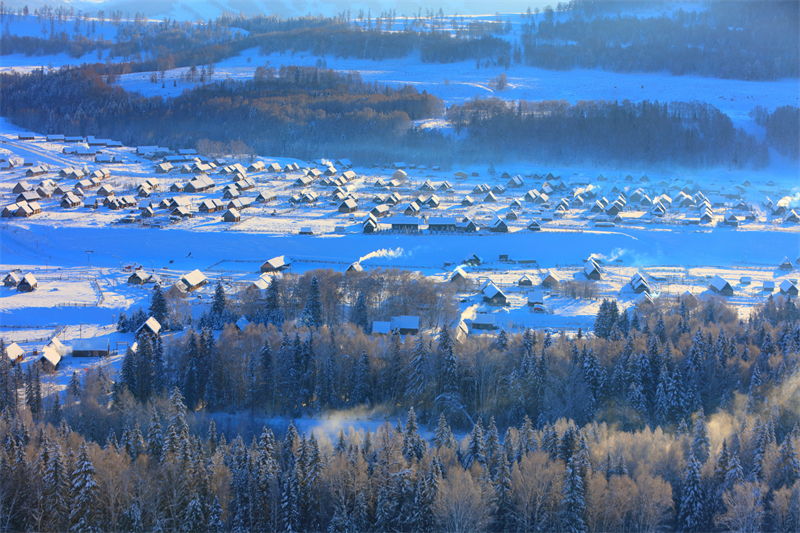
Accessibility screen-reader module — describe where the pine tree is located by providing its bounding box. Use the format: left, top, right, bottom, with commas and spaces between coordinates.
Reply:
254, 340, 272, 409
69, 442, 101, 533
152, 335, 166, 395
281, 461, 300, 532
300, 276, 322, 328
147, 408, 163, 460
149, 282, 169, 328
211, 279, 227, 325
691, 412, 711, 464
349, 290, 369, 332
679, 454, 705, 532
493, 455, 514, 532
464, 418, 486, 469
434, 413, 454, 450
560, 456, 586, 533
402, 407, 425, 463
265, 275, 284, 328
43, 440, 70, 531
407, 334, 429, 403
774, 435, 799, 489
351, 351, 372, 405
67, 371, 82, 401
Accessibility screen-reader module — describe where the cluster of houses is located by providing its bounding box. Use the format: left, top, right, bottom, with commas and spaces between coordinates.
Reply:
2, 167, 118, 217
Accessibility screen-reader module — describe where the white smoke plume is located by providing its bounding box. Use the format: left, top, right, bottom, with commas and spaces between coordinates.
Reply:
358, 247, 404, 263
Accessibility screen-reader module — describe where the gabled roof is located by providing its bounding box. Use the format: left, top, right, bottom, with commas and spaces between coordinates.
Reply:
182, 269, 207, 288
136, 316, 162, 336
6, 342, 24, 361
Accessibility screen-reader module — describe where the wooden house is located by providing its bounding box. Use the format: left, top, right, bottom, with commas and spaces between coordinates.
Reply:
482, 282, 508, 306
709, 275, 734, 296
17, 273, 38, 292
261, 256, 290, 273
72, 338, 110, 358
428, 217, 457, 232
222, 208, 241, 222
6, 342, 24, 364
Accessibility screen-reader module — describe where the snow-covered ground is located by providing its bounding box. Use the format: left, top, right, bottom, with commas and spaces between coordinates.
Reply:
102, 46, 799, 141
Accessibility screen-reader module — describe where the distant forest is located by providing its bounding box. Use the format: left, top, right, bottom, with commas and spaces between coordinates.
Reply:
0, 271, 799, 533
1, 1, 797, 81
0, 65, 781, 169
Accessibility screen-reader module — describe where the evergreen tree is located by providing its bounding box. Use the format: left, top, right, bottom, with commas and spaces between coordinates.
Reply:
265, 275, 284, 328
69, 442, 101, 533
434, 413, 454, 450
679, 454, 705, 532
407, 334, 429, 403
493, 455, 514, 532
351, 351, 372, 405
560, 456, 586, 533
43, 440, 70, 531
464, 418, 486, 469
210, 279, 227, 325
691, 412, 711, 464
149, 283, 169, 328
774, 435, 799, 489
349, 290, 369, 332
300, 276, 323, 328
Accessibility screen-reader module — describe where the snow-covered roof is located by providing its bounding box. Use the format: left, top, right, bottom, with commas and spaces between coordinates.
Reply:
372, 321, 391, 335
235, 316, 250, 331
6, 342, 24, 361
472, 313, 495, 326
780, 279, 797, 293
182, 269, 207, 288
136, 317, 162, 336
709, 275, 732, 293
527, 289, 544, 305
390, 315, 420, 331
40, 346, 61, 367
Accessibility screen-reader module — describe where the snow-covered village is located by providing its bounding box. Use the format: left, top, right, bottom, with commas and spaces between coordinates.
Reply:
0, 1, 799, 532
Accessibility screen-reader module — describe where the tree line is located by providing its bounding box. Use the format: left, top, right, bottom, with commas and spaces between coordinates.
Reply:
522, 1, 799, 80
0, 270, 798, 532
750, 105, 800, 160
1, 64, 776, 169
445, 97, 771, 169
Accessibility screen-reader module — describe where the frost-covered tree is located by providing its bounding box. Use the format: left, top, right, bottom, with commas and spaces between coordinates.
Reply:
69, 442, 101, 533
300, 276, 322, 328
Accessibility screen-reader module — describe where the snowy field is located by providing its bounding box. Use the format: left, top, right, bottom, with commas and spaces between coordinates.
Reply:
105, 46, 800, 138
